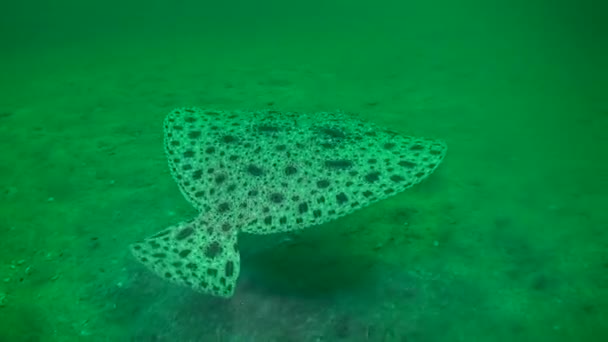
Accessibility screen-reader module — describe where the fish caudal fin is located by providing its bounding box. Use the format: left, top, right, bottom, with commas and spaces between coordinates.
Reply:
130, 219, 240, 297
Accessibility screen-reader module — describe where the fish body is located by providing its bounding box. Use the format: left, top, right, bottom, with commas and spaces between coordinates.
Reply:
131, 108, 447, 297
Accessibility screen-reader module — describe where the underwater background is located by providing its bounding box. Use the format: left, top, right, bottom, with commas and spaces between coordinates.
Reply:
1, 0, 607, 341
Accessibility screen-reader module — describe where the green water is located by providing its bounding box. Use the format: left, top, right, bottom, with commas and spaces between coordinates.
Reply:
1, 0, 606, 341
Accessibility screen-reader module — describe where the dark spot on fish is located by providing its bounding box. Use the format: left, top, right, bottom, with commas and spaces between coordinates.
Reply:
192, 169, 203, 180
285, 166, 297, 175
222, 135, 237, 143
399, 160, 416, 168
204, 242, 222, 259
215, 174, 227, 184
264, 216, 272, 225
365, 172, 381, 183
247, 164, 264, 176
218, 202, 230, 213
176, 227, 194, 240
188, 131, 202, 139
258, 125, 279, 132
390, 175, 405, 182
270, 192, 284, 203
316, 179, 330, 188
319, 127, 346, 139
325, 160, 353, 169
225, 261, 234, 277
336, 192, 348, 204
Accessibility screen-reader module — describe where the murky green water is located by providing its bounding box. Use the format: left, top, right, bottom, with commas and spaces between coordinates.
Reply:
1, 1, 606, 341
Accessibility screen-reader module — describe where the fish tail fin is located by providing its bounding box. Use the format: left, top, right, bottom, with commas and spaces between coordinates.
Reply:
131, 219, 240, 297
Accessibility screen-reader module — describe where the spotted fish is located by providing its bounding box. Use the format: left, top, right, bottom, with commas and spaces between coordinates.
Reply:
131, 108, 447, 297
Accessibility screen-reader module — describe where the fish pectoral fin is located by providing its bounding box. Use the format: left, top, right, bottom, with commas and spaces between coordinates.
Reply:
131, 220, 240, 298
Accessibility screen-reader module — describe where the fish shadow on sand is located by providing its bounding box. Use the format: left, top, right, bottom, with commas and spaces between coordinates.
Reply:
239, 233, 378, 297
